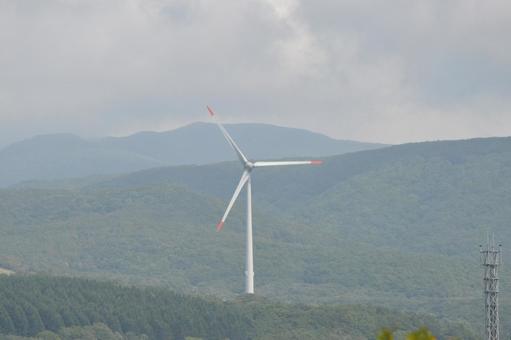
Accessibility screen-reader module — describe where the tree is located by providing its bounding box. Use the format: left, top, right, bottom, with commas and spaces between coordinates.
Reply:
378, 329, 393, 340
7, 304, 29, 336
406, 327, 436, 340
36, 330, 62, 340
378, 327, 438, 340
23, 303, 44, 335
0, 305, 16, 334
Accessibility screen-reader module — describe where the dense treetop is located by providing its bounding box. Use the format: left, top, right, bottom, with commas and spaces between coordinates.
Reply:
0, 275, 474, 340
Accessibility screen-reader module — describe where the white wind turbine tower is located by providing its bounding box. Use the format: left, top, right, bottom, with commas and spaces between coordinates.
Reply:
208, 106, 322, 294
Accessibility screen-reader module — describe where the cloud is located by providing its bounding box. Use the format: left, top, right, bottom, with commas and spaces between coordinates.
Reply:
0, 0, 510, 146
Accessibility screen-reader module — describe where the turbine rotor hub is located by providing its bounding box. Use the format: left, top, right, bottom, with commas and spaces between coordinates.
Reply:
245, 161, 254, 171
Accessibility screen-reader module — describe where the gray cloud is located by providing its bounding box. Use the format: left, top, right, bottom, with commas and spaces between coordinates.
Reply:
0, 0, 510, 146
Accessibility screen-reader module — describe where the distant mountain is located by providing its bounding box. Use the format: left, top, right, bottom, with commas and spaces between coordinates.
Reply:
0, 123, 384, 187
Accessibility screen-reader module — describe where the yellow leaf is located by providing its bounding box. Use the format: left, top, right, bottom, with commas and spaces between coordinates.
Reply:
378, 329, 394, 340
406, 327, 436, 340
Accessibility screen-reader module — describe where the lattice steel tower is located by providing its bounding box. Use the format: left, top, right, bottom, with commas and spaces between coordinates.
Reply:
480, 235, 502, 340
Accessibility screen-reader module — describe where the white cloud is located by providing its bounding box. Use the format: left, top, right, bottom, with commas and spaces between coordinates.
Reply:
0, 0, 510, 146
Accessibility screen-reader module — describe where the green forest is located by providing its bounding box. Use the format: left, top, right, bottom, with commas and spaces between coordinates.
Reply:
0, 275, 474, 339
0, 0, 507, 338
1, 137, 511, 337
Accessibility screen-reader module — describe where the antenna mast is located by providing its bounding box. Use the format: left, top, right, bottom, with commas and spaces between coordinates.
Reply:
480, 234, 502, 340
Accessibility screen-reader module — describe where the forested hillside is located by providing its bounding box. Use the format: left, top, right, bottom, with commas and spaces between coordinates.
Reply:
0, 275, 475, 340
0, 123, 382, 187
1, 137, 511, 335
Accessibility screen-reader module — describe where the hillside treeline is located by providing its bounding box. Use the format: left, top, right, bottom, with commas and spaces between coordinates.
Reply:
0, 275, 475, 340
3, 137, 511, 327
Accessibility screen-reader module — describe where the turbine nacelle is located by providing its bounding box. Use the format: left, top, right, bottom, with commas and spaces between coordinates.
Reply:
244, 161, 255, 171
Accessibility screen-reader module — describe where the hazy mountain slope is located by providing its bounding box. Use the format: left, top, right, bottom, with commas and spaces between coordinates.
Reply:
2, 136, 511, 334
96, 136, 511, 213
102, 122, 384, 164
0, 123, 384, 187
85, 137, 511, 317
0, 134, 166, 187
0, 185, 474, 303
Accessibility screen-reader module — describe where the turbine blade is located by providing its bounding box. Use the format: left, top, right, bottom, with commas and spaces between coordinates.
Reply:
207, 106, 248, 165
217, 170, 250, 231
253, 160, 323, 168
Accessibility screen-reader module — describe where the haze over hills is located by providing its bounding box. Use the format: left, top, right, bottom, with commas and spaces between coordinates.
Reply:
3, 1, 509, 338
0, 122, 384, 187
2, 135, 511, 336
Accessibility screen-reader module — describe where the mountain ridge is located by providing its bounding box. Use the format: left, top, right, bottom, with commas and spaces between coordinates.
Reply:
0, 122, 385, 187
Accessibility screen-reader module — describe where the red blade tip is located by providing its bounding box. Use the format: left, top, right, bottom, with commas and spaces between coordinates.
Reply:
207, 106, 215, 117
216, 221, 224, 231
311, 160, 323, 165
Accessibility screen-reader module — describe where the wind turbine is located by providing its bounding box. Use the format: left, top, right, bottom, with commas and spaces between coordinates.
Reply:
207, 106, 322, 294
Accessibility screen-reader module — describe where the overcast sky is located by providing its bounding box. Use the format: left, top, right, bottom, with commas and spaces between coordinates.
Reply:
1, 0, 510, 146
